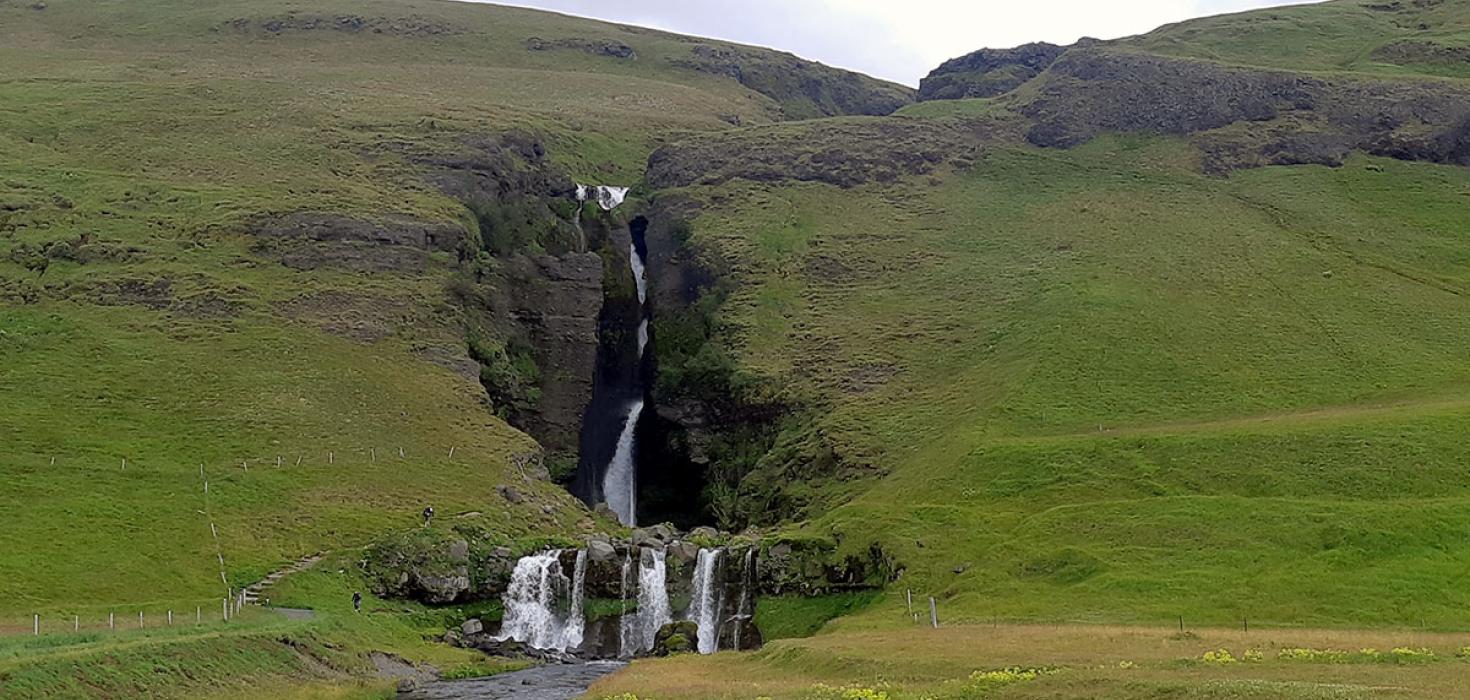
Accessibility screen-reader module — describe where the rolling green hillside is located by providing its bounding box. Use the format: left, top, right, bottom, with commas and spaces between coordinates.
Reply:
8, 0, 1470, 697
640, 0, 1470, 630
0, 0, 908, 650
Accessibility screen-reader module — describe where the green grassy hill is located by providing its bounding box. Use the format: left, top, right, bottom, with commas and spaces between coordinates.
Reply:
641, 0, 1470, 630
0, 0, 910, 681
9, 0, 1470, 697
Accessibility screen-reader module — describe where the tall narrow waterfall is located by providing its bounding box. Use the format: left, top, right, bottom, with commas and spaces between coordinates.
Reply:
687, 548, 725, 654
599, 218, 650, 527
619, 547, 671, 656
498, 551, 586, 652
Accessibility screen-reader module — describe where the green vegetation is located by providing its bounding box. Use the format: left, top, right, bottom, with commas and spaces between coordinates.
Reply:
591, 624, 1470, 700
667, 138, 1470, 627
755, 592, 882, 641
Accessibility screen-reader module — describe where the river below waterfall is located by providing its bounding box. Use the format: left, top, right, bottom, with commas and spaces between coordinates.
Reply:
398, 662, 625, 700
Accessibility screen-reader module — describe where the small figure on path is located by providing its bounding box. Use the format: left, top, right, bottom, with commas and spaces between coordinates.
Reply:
422, 505, 434, 527
352, 591, 362, 613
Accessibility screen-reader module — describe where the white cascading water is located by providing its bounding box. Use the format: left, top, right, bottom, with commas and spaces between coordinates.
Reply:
687, 548, 725, 654
497, 551, 587, 652
733, 547, 755, 651
629, 241, 647, 305
601, 227, 649, 528
619, 547, 672, 656
575, 184, 630, 212
602, 400, 643, 527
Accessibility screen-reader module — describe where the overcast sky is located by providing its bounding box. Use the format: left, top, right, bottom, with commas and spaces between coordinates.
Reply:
479, 0, 1321, 86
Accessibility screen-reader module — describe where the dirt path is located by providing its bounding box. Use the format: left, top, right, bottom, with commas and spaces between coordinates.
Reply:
398, 662, 625, 700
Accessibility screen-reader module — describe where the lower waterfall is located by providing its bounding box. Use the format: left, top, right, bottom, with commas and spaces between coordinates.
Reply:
687, 548, 725, 654
619, 547, 671, 656
497, 551, 586, 652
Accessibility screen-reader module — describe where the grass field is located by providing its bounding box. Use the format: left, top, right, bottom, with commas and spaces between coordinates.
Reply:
592, 623, 1470, 700
667, 134, 1470, 628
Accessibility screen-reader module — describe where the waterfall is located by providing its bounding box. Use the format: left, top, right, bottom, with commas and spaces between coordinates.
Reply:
602, 400, 643, 527
498, 551, 586, 652
637, 319, 649, 357
619, 547, 671, 656
564, 550, 588, 649
687, 548, 725, 654
629, 241, 647, 304
617, 551, 632, 656
575, 184, 630, 212
733, 548, 756, 651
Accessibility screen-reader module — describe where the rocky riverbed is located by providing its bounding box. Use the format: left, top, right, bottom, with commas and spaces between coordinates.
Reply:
398, 662, 625, 700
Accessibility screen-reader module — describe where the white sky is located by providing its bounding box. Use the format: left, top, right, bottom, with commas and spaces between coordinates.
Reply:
477, 0, 1322, 86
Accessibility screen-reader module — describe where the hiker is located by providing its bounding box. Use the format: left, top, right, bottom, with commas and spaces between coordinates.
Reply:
352, 591, 362, 613
422, 505, 434, 526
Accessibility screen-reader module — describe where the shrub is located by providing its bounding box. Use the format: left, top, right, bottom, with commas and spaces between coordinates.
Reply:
1201, 649, 1237, 665
1390, 647, 1435, 664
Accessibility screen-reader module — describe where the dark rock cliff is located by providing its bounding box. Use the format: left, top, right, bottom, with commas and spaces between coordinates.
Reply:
670, 44, 915, 120
918, 42, 1068, 101
1020, 47, 1470, 172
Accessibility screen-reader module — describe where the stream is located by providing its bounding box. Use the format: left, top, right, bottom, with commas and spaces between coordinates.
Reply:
398, 662, 625, 700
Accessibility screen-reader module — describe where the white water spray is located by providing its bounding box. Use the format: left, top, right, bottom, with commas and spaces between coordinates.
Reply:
687, 548, 725, 654
602, 400, 643, 527
629, 241, 647, 304
497, 551, 586, 652
619, 547, 672, 656
637, 319, 649, 357
575, 184, 630, 212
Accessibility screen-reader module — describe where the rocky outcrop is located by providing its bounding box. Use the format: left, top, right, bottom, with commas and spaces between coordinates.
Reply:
246, 212, 466, 273
918, 42, 1067, 101
219, 14, 465, 37
1019, 47, 1470, 172
670, 44, 914, 120
646, 118, 977, 190
526, 36, 635, 59
651, 620, 698, 656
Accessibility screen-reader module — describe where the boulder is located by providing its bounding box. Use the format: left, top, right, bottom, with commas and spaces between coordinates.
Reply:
461, 618, 484, 636
497, 484, 524, 504
667, 540, 699, 565
587, 538, 617, 563
689, 526, 721, 541
652, 620, 700, 657
718, 614, 763, 652
447, 539, 469, 562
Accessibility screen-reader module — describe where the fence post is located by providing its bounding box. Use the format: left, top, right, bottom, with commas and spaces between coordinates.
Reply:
223, 598, 228, 622
929, 597, 939, 629
33, 614, 38, 636
448, 446, 456, 459
168, 610, 173, 626
906, 589, 913, 617
109, 612, 114, 630
74, 615, 78, 632
138, 611, 143, 629
197, 606, 201, 624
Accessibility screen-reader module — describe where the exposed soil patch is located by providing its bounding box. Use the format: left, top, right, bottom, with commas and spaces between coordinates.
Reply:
647, 118, 979, 189
525, 36, 635, 59
246, 212, 466, 273
275, 291, 415, 343
219, 14, 465, 37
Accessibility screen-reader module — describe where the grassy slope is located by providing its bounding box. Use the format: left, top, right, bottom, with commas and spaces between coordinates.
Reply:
0, 0, 911, 694
1124, 0, 1470, 79
0, 0, 833, 615
670, 133, 1470, 628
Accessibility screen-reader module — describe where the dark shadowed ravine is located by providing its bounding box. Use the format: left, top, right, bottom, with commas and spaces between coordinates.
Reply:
398, 662, 625, 700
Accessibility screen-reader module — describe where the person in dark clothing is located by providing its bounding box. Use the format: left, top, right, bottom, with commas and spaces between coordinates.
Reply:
422, 505, 434, 526
352, 591, 362, 613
